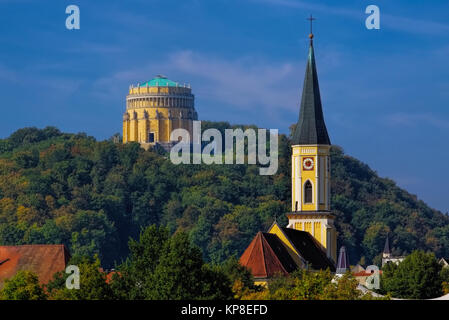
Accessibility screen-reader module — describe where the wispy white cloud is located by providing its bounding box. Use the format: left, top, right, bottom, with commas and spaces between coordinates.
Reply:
92, 50, 304, 112
169, 51, 298, 110
255, 0, 359, 18
382, 13, 449, 35
0, 62, 82, 99
63, 42, 125, 54
384, 113, 449, 130
254, 0, 449, 35
91, 46, 344, 115
0, 64, 20, 83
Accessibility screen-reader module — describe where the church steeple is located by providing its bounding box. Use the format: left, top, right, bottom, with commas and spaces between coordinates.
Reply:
336, 246, 350, 275
287, 22, 337, 263
292, 32, 330, 146
383, 233, 391, 258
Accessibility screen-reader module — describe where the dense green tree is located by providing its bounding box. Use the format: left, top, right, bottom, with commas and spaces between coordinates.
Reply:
111, 225, 233, 300
362, 222, 390, 263
47, 256, 115, 300
0, 271, 47, 300
13, 149, 39, 169
321, 272, 363, 300
69, 209, 117, 265
151, 231, 231, 299
218, 256, 260, 299
380, 250, 443, 299
0, 223, 24, 245
440, 266, 449, 294
112, 225, 170, 299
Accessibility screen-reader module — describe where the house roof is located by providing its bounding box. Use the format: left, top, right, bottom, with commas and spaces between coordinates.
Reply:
280, 227, 336, 272
291, 38, 330, 146
351, 264, 365, 273
239, 232, 298, 279
0, 244, 70, 287
353, 270, 383, 277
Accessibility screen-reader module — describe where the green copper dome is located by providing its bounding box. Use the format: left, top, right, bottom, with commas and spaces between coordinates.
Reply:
139, 75, 180, 87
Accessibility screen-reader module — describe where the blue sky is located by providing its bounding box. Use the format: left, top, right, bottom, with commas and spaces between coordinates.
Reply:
1, 0, 449, 213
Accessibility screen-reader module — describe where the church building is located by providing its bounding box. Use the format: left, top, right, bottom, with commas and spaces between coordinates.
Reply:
281, 28, 337, 264
240, 28, 337, 285
381, 233, 405, 266
122, 75, 198, 150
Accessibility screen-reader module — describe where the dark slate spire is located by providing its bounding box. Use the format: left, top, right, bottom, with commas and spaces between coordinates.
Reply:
336, 246, 350, 274
292, 34, 331, 145
383, 233, 391, 254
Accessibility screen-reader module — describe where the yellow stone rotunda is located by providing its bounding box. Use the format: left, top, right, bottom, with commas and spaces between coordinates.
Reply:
122, 75, 198, 150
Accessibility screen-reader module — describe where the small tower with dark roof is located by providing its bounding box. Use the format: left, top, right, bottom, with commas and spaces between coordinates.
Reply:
291, 32, 330, 146
381, 233, 405, 266
383, 233, 391, 259
336, 246, 350, 275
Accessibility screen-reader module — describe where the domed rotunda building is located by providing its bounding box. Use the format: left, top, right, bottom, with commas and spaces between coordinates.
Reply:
122, 75, 198, 150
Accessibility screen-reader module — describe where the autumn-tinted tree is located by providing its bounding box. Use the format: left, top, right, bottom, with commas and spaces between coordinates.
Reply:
241, 269, 376, 300
218, 256, 260, 299
47, 256, 114, 300
0, 125, 448, 268
321, 272, 362, 300
0, 271, 47, 300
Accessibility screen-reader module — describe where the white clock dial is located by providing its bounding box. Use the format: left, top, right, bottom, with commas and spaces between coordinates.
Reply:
303, 158, 314, 170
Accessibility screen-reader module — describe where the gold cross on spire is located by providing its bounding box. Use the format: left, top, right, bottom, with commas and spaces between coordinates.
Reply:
307, 14, 316, 39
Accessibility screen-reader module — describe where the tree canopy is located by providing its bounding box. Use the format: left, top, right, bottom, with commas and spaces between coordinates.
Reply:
0, 270, 47, 300
380, 250, 445, 299
0, 124, 447, 268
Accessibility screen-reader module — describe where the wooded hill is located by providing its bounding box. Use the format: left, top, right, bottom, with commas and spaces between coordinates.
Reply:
0, 123, 447, 267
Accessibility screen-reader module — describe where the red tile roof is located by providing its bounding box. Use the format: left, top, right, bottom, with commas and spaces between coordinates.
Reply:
239, 232, 298, 279
0, 244, 70, 287
105, 271, 120, 284
353, 270, 382, 277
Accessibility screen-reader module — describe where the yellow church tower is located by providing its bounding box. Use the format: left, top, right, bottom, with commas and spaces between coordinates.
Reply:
286, 30, 337, 263
123, 75, 198, 150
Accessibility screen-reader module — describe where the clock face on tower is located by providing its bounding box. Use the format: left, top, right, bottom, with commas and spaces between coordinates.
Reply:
303, 157, 314, 170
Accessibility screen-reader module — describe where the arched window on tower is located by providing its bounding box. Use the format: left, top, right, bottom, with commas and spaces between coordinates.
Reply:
304, 180, 313, 204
